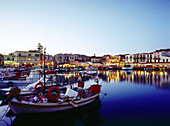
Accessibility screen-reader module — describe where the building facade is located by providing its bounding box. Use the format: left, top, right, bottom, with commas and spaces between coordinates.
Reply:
54, 53, 79, 64
153, 49, 170, 63
124, 49, 170, 66
0, 54, 3, 67
41, 54, 55, 68
90, 56, 102, 63
3, 50, 40, 67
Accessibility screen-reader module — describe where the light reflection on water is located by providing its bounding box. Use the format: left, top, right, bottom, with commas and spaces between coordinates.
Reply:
98, 70, 170, 89
0, 70, 170, 126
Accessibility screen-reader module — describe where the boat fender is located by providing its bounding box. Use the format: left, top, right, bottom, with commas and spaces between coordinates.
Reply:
42, 98, 48, 103
32, 96, 39, 103
7, 87, 21, 98
34, 82, 44, 92
38, 95, 45, 103
47, 86, 60, 101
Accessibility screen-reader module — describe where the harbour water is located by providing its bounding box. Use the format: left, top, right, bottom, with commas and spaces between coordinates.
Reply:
0, 70, 170, 126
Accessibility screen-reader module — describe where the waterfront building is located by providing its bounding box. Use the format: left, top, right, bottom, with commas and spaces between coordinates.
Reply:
153, 49, 170, 63
146, 53, 153, 63
102, 55, 125, 68
116, 55, 126, 67
133, 53, 148, 64
41, 54, 55, 68
54, 53, 91, 65
3, 50, 40, 67
125, 54, 134, 64
90, 56, 102, 63
77, 55, 91, 62
54, 53, 79, 64
0, 54, 3, 67
124, 49, 170, 69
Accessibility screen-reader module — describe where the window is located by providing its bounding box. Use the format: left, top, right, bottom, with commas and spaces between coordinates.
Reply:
35, 54, 39, 57
28, 54, 31, 56
163, 59, 165, 62
19, 53, 21, 56
167, 59, 168, 62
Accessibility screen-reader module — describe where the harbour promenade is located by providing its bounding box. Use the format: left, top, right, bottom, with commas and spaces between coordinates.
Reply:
0, 48, 169, 72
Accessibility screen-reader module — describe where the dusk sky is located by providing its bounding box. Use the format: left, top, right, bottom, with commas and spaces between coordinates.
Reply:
0, 0, 169, 56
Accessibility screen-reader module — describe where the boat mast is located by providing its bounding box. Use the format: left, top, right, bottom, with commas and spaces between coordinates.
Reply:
43, 47, 46, 94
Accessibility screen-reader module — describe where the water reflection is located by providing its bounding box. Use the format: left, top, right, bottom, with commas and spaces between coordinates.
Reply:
50, 71, 170, 89
98, 70, 170, 89
53, 72, 96, 85
0, 71, 170, 126
10, 97, 103, 126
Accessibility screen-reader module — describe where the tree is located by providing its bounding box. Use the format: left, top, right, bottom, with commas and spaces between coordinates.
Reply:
37, 43, 43, 55
37, 43, 43, 66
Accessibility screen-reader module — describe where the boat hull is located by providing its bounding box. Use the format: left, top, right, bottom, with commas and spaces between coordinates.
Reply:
122, 66, 133, 70
9, 94, 99, 114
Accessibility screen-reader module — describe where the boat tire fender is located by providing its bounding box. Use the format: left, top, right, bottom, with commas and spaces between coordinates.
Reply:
48, 86, 60, 100
34, 82, 44, 92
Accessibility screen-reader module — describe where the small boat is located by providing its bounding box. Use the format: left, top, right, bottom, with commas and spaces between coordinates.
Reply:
85, 71, 97, 75
26, 69, 43, 81
1, 84, 101, 114
1, 69, 43, 87
10, 95, 102, 126
122, 65, 133, 70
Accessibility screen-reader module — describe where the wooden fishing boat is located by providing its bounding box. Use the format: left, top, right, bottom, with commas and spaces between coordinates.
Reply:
122, 64, 133, 70
6, 84, 101, 114
10, 96, 102, 126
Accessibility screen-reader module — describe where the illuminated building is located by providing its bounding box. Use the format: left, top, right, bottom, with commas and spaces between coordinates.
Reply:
3, 50, 40, 67
41, 54, 55, 68
54, 53, 90, 64
0, 54, 3, 67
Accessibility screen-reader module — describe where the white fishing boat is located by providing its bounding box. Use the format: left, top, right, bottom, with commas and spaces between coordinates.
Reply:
1, 69, 43, 87
2, 84, 101, 114
26, 69, 43, 81
122, 65, 133, 70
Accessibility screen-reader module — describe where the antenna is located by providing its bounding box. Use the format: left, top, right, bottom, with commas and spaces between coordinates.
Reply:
45, 32, 46, 50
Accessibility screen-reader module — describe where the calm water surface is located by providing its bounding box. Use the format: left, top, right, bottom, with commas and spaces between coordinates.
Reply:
0, 70, 170, 126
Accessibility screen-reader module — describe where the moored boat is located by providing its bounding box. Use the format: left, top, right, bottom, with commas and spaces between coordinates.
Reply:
3, 84, 101, 114
122, 64, 133, 70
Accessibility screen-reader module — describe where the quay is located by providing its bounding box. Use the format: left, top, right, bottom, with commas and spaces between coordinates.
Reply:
0, 48, 169, 72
